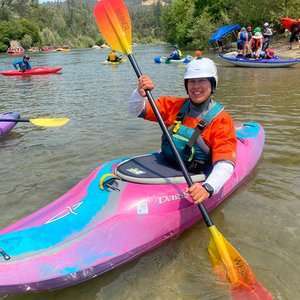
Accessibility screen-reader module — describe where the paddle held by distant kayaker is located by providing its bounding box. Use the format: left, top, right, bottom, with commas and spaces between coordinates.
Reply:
129, 58, 237, 204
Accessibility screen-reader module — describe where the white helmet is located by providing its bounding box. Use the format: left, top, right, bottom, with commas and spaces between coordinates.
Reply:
184, 58, 218, 88
264, 22, 269, 27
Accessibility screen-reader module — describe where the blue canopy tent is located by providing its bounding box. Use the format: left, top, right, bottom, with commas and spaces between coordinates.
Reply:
209, 24, 241, 44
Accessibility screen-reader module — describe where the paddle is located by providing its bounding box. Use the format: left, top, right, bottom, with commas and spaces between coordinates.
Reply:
0, 117, 69, 127
94, 0, 272, 298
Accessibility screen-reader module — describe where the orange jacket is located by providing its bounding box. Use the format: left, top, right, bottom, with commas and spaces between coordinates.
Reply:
143, 96, 237, 164
250, 38, 262, 51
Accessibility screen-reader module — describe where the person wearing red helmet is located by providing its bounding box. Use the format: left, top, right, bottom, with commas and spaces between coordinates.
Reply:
129, 58, 236, 204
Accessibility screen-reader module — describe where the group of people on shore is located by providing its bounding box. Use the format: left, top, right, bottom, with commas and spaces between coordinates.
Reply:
237, 23, 274, 59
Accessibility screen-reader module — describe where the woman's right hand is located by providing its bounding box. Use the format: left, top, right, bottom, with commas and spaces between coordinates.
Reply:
138, 75, 154, 97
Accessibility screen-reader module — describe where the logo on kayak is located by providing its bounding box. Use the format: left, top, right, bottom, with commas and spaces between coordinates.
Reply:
126, 167, 146, 175
158, 192, 189, 204
45, 202, 83, 224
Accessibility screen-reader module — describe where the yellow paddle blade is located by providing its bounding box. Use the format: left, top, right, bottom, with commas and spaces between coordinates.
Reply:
208, 225, 257, 286
94, 0, 132, 55
208, 225, 243, 285
208, 227, 274, 299
29, 118, 70, 127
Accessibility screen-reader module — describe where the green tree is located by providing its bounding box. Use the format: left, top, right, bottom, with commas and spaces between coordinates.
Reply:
21, 33, 32, 49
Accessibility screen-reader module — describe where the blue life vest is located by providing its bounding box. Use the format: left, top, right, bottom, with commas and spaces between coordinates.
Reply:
239, 31, 248, 42
161, 100, 224, 170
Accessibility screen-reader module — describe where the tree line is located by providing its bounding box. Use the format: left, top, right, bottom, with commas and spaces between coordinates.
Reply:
0, 0, 299, 52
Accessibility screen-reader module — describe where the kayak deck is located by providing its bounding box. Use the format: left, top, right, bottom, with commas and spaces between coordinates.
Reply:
0, 112, 20, 136
0, 122, 264, 294
0, 67, 62, 76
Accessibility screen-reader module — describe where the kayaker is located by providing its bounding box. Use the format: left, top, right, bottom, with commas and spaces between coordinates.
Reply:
12, 55, 31, 72
107, 50, 122, 62
129, 58, 237, 204
194, 49, 203, 59
166, 45, 182, 62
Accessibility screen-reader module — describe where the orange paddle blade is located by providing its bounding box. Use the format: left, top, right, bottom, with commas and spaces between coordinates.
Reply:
94, 0, 132, 54
208, 226, 273, 299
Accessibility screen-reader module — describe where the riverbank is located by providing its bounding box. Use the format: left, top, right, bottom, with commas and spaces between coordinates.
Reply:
272, 36, 300, 58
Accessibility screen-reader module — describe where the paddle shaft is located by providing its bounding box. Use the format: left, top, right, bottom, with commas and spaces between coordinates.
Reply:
127, 54, 213, 227
0, 119, 29, 122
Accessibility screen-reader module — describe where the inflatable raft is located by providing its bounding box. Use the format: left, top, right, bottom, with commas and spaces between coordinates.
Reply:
154, 55, 192, 64
0, 112, 20, 137
219, 53, 299, 68
0, 67, 62, 76
0, 121, 264, 294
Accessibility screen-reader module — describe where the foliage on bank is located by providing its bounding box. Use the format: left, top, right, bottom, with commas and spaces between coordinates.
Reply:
160, 0, 300, 49
0, 0, 300, 52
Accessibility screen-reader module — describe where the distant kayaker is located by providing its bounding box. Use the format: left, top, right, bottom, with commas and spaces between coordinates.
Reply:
129, 58, 237, 204
166, 45, 182, 62
107, 50, 122, 62
194, 49, 203, 59
12, 55, 31, 72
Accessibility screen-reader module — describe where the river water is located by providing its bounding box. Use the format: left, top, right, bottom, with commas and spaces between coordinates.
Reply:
0, 45, 299, 299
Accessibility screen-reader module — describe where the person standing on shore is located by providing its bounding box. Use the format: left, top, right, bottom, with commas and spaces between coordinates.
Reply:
262, 22, 273, 51
289, 23, 300, 50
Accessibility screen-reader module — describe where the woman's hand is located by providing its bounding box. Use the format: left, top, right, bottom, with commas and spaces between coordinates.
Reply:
138, 75, 154, 97
186, 183, 210, 204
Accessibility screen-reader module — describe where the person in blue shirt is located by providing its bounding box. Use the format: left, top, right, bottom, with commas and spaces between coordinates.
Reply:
13, 55, 31, 72
166, 45, 182, 62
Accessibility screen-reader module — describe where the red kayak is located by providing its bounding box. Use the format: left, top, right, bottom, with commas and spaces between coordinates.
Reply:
0, 67, 62, 76
280, 17, 300, 32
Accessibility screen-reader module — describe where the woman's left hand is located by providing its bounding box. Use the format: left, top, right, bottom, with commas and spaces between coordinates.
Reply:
186, 183, 209, 204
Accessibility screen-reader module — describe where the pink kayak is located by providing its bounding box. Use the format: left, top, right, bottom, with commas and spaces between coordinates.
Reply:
0, 67, 62, 76
0, 122, 264, 294
0, 112, 20, 136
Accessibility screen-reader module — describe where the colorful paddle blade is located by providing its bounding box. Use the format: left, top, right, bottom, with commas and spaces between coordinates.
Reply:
208, 226, 273, 299
94, 0, 132, 54
29, 118, 69, 127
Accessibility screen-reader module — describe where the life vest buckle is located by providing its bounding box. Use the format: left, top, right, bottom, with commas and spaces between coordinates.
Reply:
196, 119, 208, 131
173, 121, 181, 133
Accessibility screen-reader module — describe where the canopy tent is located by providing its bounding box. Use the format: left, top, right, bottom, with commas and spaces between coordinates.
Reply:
209, 24, 241, 44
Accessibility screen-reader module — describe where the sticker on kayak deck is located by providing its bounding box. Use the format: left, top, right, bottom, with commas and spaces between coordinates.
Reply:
126, 167, 146, 175
45, 202, 83, 224
136, 200, 149, 215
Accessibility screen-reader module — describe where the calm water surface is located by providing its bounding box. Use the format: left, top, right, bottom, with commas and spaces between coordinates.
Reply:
0, 46, 299, 299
